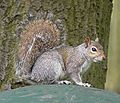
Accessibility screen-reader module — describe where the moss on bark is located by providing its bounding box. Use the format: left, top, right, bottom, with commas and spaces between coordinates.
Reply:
0, 0, 29, 90
0, 0, 112, 90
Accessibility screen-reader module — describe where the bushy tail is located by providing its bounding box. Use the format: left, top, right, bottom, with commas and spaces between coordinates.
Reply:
17, 19, 61, 79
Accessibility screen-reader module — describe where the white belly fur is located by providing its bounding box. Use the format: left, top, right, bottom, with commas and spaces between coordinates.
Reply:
80, 60, 91, 74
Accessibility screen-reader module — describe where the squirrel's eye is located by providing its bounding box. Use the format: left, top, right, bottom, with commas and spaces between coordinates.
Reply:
92, 47, 97, 52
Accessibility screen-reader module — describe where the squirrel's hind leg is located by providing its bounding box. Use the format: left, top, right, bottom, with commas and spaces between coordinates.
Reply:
56, 80, 71, 85
31, 57, 63, 83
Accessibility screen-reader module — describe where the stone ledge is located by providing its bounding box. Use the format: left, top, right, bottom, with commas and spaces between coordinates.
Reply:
0, 85, 120, 103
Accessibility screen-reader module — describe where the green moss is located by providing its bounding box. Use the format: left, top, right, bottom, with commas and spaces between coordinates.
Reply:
0, 0, 112, 90
0, 0, 29, 90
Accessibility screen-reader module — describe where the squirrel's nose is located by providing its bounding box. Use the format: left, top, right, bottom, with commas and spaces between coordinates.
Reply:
102, 54, 106, 60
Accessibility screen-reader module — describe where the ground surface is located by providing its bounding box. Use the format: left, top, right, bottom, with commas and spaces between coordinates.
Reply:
0, 85, 120, 103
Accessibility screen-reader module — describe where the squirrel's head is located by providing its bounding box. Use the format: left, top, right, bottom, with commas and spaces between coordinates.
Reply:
84, 37, 105, 62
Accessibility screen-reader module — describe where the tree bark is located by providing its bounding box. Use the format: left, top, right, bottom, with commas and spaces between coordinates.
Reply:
105, 0, 120, 93
0, 0, 112, 90
0, 0, 29, 90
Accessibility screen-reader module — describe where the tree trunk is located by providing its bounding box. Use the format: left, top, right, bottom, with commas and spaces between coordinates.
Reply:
0, 0, 112, 90
105, 0, 120, 93
0, 0, 29, 90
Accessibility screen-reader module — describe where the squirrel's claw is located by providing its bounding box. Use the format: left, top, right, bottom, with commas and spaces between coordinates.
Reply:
76, 82, 91, 87
57, 80, 71, 85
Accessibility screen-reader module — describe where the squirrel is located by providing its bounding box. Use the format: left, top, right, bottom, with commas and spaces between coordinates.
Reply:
30, 37, 105, 87
17, 19, 105, 87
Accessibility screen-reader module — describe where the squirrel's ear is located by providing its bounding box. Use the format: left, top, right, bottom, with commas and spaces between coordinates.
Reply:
95, 37, 99, 42
84, 37, 91, 48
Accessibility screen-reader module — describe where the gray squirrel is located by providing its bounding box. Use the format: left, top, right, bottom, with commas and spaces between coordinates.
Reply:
30, 37, 105, 87
17, 19, 105, 87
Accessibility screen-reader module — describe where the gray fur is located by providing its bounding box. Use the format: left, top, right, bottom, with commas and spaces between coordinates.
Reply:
30, 40, 105, 86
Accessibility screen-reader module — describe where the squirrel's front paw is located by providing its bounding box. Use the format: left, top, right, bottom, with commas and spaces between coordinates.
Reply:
83, 83, 91, 87
57, 80, 71, 85
76, 82, 91, 87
